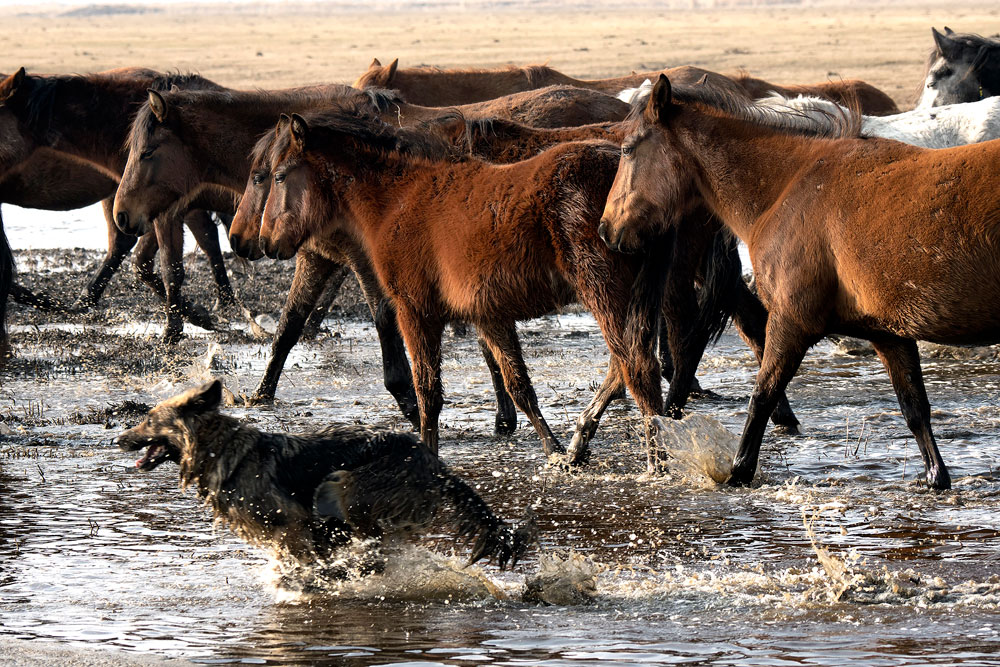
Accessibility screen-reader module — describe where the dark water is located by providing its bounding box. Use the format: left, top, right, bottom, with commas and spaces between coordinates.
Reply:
2, 312, 1000, 665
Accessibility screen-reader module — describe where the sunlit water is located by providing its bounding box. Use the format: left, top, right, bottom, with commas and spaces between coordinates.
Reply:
2, 298, 1000, 665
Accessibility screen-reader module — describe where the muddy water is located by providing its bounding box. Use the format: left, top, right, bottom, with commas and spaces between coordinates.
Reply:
2, 252, 1000, 665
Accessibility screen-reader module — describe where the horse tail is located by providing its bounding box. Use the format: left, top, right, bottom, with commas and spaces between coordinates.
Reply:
0, 216, 13, 362
441, 470, 536, 570
696, 226, 742, 346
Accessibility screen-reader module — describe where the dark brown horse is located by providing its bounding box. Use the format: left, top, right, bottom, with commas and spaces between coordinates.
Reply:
354, 59, 897, 115
224, 85, 631, 412
599, 74, 1000, 489
259, 108, 668, 464
0, 66, 237, 349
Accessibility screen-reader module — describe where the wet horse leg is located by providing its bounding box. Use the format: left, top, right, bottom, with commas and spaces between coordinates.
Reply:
729, 318, 814, 486
250, 250, 341, 404
0, 211, 12, 362
184, 209, 236, 309
475, 321, 564, 456
133, 231, 166, 301
478, 335, 518, 435
567, 360, 627, 464
660, 240, 710, 420
730, 278, 800, 431
83, 198, 138, 308
393, 305, 445, 452
152, 213, 215, 343
870, 337, 951, 490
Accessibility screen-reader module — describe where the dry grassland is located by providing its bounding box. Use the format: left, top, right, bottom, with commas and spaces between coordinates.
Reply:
1, 4, 999, 109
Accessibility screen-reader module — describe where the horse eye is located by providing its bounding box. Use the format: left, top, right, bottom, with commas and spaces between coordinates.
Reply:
139, 147, 157, 161
621, 144, 634, 157
273, 172, 286, 184
252, 173, 267, 186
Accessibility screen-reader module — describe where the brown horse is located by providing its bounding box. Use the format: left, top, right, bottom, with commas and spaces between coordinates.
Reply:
599, 74, 1000, 489
0, 66, 237, 348
731, 71, 899, 115
353, 58, 668, 105
354, 59, 897, 114
259, 107, 668, 463
224, 85, 631, 412
118, 84, 520, 432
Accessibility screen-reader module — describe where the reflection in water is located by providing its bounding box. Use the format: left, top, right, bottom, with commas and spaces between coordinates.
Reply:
1, 316, 1000, 664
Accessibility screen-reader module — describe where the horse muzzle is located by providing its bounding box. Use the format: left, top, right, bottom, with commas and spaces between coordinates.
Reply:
229, 233, 265, 261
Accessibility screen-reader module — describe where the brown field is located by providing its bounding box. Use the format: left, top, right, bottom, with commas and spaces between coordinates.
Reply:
1, 2, 999, 109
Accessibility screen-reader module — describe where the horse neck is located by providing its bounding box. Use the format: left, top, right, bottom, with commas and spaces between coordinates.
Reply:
30, 76, 146, 176
675, 112, 825, 242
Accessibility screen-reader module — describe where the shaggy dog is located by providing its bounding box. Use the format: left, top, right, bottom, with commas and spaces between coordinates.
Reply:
115, 380, 533, 571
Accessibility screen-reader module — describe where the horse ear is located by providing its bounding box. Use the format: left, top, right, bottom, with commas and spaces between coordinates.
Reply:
943, 26, 954, 35
370, 57, 382, 68
0, 67, 26, 104
147, 89, 168, 122
386, 58, 399, 83
645, 73, 674, 124
276, 112, 291, 135
289, 113, 309, 149
932, 27, 962, 60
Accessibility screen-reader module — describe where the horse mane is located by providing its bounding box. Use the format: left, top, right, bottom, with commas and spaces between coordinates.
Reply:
274, 101, 456, 169
628, 79, 861, 139
359, 86, 406, 113
127, 83, 359, 155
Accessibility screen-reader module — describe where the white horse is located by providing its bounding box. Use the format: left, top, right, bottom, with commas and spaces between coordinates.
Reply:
759, 93, 1000, 148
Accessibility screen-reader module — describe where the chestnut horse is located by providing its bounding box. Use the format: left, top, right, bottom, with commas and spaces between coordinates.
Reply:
600, 74, 1000, 490
0, 67, 236, 348
260, 109, 667, 463
222, 85, 629, 409
354, 59, 897, 114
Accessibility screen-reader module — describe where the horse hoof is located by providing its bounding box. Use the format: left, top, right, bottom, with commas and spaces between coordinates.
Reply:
245, 393, 275, 407
928, 469, 952, 491
494, 417, 516, 436
725, 469, 756, 487
771, 423, 801, 436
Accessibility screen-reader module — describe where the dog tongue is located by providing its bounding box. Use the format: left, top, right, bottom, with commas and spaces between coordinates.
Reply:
135, 445, 159, 469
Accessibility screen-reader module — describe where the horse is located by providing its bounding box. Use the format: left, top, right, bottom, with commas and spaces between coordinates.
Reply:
223, 85, 631, 410
0, 66, 239, 349
259, 107, 669, 465
353, 59, 897, 115
917, 27, 1000, 109
117, 84, 521, 433
352, 58, 668, 106
600, 74, 1000, 490
759, 92, 1000, 148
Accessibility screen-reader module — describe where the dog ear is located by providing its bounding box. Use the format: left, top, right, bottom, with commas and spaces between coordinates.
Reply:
183, 379, 223, 414
147, 89, 168, 122
0, 67, 26, 105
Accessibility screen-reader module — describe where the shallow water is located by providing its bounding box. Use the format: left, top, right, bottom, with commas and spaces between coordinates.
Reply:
2, 303, 1000, 664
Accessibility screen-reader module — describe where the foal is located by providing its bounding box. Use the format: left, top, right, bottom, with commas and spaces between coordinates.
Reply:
260, 109, 666, 463
601, 74, 1000, 489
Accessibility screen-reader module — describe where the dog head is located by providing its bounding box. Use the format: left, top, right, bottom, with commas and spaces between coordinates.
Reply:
115, 380, 223, 471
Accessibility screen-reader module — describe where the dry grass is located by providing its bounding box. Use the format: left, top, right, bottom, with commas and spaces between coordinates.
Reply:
1, 3, 999, 108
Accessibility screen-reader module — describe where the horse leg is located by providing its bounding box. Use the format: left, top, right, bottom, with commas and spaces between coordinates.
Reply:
477, 334, 518, 435
730, 277, 800, 432
0, 212, 12, 363
729, 320, 813, 486
133, 231, 166, 301
250, 250, 339, 404
394, 305, 445, 452
661, 256, 710, 420
870, 337, 951, 490
184, 209, 236, 309
152, 214, 193, 344
476, 321, 563, 456
301, 264, 348, 340
344, 250, 420, 429
83, 197, 138, 309
567, 360, 626, 464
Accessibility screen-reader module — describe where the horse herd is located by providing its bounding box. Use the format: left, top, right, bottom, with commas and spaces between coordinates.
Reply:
2, 26, 999, 493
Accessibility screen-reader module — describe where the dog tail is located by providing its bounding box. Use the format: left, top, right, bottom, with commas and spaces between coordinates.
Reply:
442, 473, 536, 570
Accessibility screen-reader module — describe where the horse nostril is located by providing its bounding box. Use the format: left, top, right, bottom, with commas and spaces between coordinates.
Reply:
597, 222, 609, 244
116, 211, 131, 233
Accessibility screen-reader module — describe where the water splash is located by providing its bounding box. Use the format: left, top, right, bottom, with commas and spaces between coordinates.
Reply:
652, 414, 745, 485
522, 550, 599, 605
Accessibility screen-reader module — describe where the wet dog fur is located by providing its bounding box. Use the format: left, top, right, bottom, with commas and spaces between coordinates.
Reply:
115, 380, 534, 570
